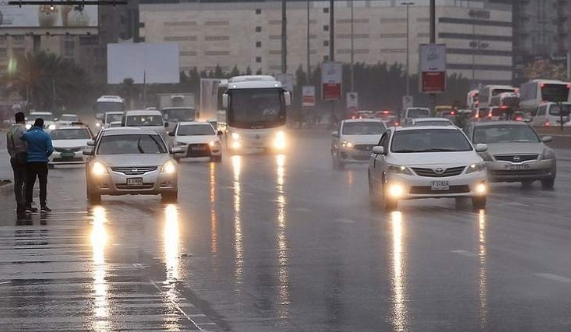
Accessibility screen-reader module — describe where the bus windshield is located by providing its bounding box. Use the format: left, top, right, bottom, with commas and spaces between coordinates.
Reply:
163, 108, 196, 121
95, 102, 125, 113
541, 84, 570, 103
228, 88, 285, 129
492, 88, 515, 96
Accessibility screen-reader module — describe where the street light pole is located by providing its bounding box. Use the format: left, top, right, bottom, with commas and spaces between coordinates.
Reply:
401, 2, 414, 97
281, 0, 287, 74
350, 0, 354, 92
307, 0, 311, 81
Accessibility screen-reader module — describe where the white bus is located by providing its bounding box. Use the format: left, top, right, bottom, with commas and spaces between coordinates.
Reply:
478, 85, 517, 109
519, 79, 571, 114
466, 89, 479, 110
222, 76, 291, 152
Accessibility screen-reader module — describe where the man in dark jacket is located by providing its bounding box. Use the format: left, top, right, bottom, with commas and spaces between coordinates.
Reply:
22, 118, 54, 212
6, 112, 28, 214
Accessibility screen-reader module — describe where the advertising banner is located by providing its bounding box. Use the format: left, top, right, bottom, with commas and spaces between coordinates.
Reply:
0, 4, 98, 31
302, 86, 315, 107
419, 44, 446, 93
321, 62, 342, 101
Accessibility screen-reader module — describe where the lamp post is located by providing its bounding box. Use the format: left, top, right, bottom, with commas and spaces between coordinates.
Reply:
401, 2, 414, 97
350, 0, 354, 92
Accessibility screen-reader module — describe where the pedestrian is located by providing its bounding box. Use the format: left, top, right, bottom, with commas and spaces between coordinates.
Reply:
21, 118, 54, 212
6, 112, 28, 214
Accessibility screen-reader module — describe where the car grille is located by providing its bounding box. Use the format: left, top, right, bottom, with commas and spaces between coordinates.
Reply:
111, 166, 158, 175
54, 147, 83, 153
489, 169, 550, 177
116, 184, 155, 189
493, 154, 538, 162
411, 166, 466, 178
353, 144, 375, 152
409, 185, 470, 195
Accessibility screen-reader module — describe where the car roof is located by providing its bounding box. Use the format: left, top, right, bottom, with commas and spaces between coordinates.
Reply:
105, 111, 124, 114
61, 113, 78, 116
100, 127, 160, 136
178, 121, 212, 126
342, 119, 384, 124
471, 121, 530, 127
163, 107, 196, 110
51, 126, 89, 130
124, 110, 162, 116
413, 117, 451, 122
30, 111, 53, 115
393, 125, 460, 132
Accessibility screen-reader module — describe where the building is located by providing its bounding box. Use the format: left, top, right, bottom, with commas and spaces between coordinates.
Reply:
139, 0, 513, 85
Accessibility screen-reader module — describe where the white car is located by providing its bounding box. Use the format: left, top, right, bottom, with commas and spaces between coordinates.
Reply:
26, 111, 56, 130
331, 119, 387, 169
48, 126, 94, 168
123, 110, 168, 139
368, 126, 488, 210
108, 121, 122, 128
169, 122, 222, 162
97, 111, 124, 129
410, 117, 454, 127
56, 114, 80, 127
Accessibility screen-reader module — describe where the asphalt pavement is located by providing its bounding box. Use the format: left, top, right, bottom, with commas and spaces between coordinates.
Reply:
1, 130, 571, 331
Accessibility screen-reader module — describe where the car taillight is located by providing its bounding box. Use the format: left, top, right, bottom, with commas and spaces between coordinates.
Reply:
545, 121, 550, 126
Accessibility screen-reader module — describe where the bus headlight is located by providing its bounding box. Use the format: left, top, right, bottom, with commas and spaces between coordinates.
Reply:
274, 131, 286, 149
91, 162, 108, 176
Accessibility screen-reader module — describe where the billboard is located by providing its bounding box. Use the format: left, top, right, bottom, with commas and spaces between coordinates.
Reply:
302, 86, 315, 107
0, 4, 98, 34
321, 62, 342, 101
419, 44, 446, 94
107, 43, 180, 84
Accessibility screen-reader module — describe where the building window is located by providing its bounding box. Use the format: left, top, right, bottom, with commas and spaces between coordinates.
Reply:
139, 22, 145, 28
256, 56, 262, 63
323, 55, 329, 62
323, 25, 329, 32
205, 36, 230, 41
256, 9, 261, 15
12, 36, 25, 42
0, 36, 7, 42
0, 48, 7, 57
256, 26, 262, 33
323, 7, 329, 14
323, 40, 329, 47
256, 41, 262, 48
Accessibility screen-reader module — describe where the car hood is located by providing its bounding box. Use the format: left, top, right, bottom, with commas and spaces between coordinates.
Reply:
388, 151, 482, 166
175, 135, 218, 144
53, 139, 90, 148
485, 143, 545, 156
340, 134, 382, 144
95, 154, 171, 167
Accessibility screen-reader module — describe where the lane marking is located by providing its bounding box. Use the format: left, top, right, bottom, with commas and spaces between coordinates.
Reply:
0, 281, 11, 285
535, 273, 571, 283
450, 250, 477, 258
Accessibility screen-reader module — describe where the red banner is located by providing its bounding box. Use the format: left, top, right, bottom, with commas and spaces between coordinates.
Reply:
421, 72, 446, 93
322, 83, 341, 101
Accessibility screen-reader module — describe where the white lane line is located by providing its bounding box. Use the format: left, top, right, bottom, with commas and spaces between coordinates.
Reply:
535, 273, 571, 283
335, 219, 356, 224
0, 281, 11, 285
450, 250, 477, 258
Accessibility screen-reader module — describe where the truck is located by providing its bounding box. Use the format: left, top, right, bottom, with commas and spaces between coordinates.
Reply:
156, 93, 196, 128
157, 93, 195, 110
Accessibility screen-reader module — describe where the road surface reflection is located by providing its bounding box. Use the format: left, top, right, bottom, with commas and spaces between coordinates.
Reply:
390, 211, 408, 332
90, 206, 110, 331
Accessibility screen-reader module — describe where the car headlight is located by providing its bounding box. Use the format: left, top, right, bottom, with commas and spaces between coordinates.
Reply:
231, 132, 240, 140
541, 148, 556, 160
274, 131, 286, 149
387, 164, 413, 175
209, 140, 220, 147
48, 124, 56, 130
387, 184, 405, 198
466, 162, 486, 174
475, 182, 487, 195
341, 141, 354, 148
96, 123, 101, 128
91, 162, 108, 176
161, 160, 177, 174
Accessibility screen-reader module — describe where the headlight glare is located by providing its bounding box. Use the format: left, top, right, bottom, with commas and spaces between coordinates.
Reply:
466, 162, 486, 174
209, 140, 220, 147
91, 162, 107, 176
162, 160, 177, 174
48, 124, 56, 130
341, 141, 354, 148
388, 184, 404, 198
274, 131, 286, 149
387, 164, 413, 175
231, 132, 240, 140
475, 182, 487, 195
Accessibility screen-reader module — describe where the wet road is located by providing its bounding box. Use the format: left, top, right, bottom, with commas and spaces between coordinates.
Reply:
2, 130, 571, 331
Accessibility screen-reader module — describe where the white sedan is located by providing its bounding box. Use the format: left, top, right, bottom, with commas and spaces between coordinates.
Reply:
331, 119, 386, 169
368, 126, 488, 210
48, 126, 94, 168
410, 117, 454, 127
169, 122, 222, 162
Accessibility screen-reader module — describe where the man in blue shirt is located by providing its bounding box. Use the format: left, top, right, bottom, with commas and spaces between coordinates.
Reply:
22, 118, 54, 212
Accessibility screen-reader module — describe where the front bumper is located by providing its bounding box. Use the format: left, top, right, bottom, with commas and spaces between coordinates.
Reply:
338, 146, 373, 164
178, 144, 222, 158
89, 170, 177, 196
49, 151, 86, 165
486, 159, 556, 182
385, 171, 488, 200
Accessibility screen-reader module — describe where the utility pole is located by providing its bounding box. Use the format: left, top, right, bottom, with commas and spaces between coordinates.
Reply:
281, 0, 287, 74
402, 2, 414, 97
350, 0, 354, 92
307, 0, 311, 81
429, 0, 436, 112
329, 0, 335, 123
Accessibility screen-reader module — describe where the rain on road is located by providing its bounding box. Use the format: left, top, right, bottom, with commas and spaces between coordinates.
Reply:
2, 130, 571, 331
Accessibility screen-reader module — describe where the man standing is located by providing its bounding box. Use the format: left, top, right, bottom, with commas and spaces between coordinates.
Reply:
22, 118, 54, 212
6, 112, 28, 214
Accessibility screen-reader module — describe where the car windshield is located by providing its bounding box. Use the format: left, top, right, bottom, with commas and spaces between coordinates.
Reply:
391, 129, 473, 152
473, 125, 541, 144
30, 114, 54, 122
96, 101, 124, 113
177, 124, 215, 136
50, 129, 91, 140
97, 134, 167, 154
407, 109, 430, 118
414, 120, 451, 126
342, 122, 386, 135
125, 115, 164, 126
163, 108, 196, 121
105, 113, 123, 123
60, 115, 78, 122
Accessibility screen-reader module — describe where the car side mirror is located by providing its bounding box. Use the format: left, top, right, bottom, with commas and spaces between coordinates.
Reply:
217, 130, 223, 136
86, 140, 95, 147
475, 143, 488, 153
372, 146, 385, 155
542, 136, 553, 143
83, 149, 94, 156
168, 131, 175, 137
170, 146, 183, 154
331, 131, 339, 138
222, 93, 229, 108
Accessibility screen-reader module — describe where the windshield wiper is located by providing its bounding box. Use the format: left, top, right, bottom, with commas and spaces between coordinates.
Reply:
392, 149, 420, 153
137, 137, 145, 153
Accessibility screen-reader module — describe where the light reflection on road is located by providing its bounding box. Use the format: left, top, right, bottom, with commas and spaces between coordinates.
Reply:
390, 211, 408, 332
232, 156, 244, 290
163, 204, 182, 331
209, 162, 219, 258
478, 210, 488, 330
91, 206, 110, 331
276, 154, 290, 319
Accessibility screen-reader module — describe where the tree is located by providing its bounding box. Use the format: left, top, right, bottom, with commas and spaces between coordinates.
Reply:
118, 78, 140, 109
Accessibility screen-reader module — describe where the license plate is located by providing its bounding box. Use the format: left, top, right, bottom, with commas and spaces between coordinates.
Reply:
431, 180, 450, 191
127, 178, 143, 186
61, 152, 75, 158
504, 164, 530, 170
191, 146, 207, 151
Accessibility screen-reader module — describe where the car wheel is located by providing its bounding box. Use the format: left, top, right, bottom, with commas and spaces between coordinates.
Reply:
541, 177, 555, 190
368, 174, 381, 207
472, 196, 487, 210
332, 155, 345, 170
162, 191, 178, 203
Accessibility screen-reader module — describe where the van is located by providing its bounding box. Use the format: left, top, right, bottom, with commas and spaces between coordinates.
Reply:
122, 110, 168, 138
402, 107, 431, 125
532, 102, 571, 127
